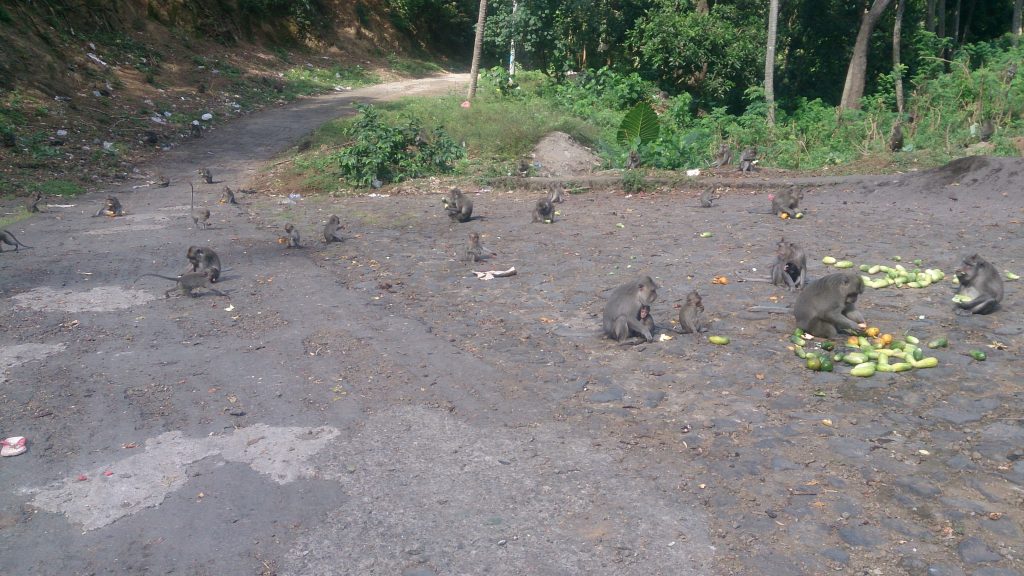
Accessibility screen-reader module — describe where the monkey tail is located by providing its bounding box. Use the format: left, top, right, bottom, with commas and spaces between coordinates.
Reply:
134, 273, 182, 284
746, 305, 792, 314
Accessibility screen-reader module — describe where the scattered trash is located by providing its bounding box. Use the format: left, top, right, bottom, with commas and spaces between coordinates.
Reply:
1, 436, 27, 457
201, 113, 213, 121
224, 304, 235, 312
686, 168, 701, 177
658, 333, 673, 342
86, 53, 108, 67
472, 266, 517, 280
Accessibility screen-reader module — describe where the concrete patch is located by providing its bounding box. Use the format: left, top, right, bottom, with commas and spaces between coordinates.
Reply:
84, 223, 167, 235
25, 424, 340, 530
0, 343, 66, 384
282, 406, 713, 575
12, 286, 157, 312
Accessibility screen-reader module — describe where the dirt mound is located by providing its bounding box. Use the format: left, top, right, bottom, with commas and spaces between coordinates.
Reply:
922, 155, 1023, 189
530, 132, 602, 177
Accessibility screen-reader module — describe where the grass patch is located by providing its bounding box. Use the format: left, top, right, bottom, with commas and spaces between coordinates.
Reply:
281, 65, 378, 96
27, 179, 85, 197
386, 54, 445, 78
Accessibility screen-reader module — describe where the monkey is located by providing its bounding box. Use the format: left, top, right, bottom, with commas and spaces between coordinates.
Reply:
220, 186, 238, 205
283, 223, 301, 248
190, 123, 203, 139
462, 231, 495, 263
142, 130, 158, 145
738, 146, 757, 172
699, 187, 717, 208
323, 215, 344, 243
135, 270, 226, 298
198, 168, 213, 184
157, 175, 171, 188
0, 229, 32, 252
675, 290, 708, 340
532, 196, 555, 223
772, 187, 803, 217
517, 158, 531, 177
889, 123, 904, 152
711, 143, 732, 167
953, 253, 1003, 315
25, 190, 43, 213
192, 207, 211, 229
548, 182, 565, 203
1005, 63, 1018, 83
442, 188, 473, 223
602, 275, 658, 343
743, 273, 867, 338
979, 119, 995, 143
92, 196, 123, 217
186, 246, 222, 282
740, 238, 807, 291
626, 150, 641, 170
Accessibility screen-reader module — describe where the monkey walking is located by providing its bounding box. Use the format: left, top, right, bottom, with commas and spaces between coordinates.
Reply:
532, 196, 555, 223
711, 144, 732, 168
676, 290, 708, 340
186, 246, 222, 282
738, 146, 757, 172
603, 275, 659, 343
0, 229, 32, 252
323, 215, 344, 243
283, 223, 301, 248
92, 196, 123, 217
953, 253, 1003, 315
189, 183, 211, 229
135, 270, 226, 298
220, 186, 238, 205
442, 189, 473, 223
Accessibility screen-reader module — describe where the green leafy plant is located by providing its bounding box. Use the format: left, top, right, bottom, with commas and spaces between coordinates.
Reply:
617, 102, 660, 155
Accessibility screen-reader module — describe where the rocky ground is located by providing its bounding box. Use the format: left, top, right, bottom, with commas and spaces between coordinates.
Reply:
1, 75, 1022, 576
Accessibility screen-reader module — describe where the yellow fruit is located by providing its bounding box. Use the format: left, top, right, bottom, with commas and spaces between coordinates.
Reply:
779, 212, 789, 220
864, 327, 880, 337
879, 333, 893, 346
847, 335, 860, 346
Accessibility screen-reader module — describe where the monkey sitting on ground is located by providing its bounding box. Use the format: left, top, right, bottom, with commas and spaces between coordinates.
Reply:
442, 188, 473, 223
220, 186, 238, 205
323, 215, 344, 243
136, 270, 226, 298
676, 290, 708, 340
711, 144, 732, 167
741, 145, 757, 170
626, 150, 641, 170
92, 196, 124, 217
699, 187, 718, 208
602, 275, 658, 344
198, 168, 213, 184
750, 187, 803, 217
25, 190, 43, 213
532, 196, 555, 223
979, 119, 995, 143
283, 223, 301, 248
463, 231, 495, 263
747, 273, 866, 339
0, 229, 32, 252
953, 253, 1003, 315
548, 182, 565, 203
157, 175, 171, 188
186, 246, 222, 282
743, 238, 807, 291
192, 207, 211, 229
889, 123, 904, 152
190, 123, 203, 139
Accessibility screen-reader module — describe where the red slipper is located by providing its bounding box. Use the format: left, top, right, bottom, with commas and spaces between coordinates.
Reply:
1, 436, 27, 457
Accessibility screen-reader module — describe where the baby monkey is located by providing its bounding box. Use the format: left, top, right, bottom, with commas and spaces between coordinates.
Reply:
282, 223, 301, 248
92, 196, 124, 217
135, 270, 226, 298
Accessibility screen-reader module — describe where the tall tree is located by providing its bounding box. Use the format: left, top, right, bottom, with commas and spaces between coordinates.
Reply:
468, 0, 489, 100
765, 0, 780, 125
926, 0, 936, 32
1015, 0, 1023, 46
894, 0, 905, 114
840, 0, 895, 110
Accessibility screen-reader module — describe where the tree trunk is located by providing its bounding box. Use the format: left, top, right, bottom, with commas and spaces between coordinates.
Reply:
1014, 0, 1023, 46
467, 0, 488, 100
696, 0, 709, 14
840, 0, 895, 110
961, 0, 976, 44
926, 0, 935, 33
765, 0, 779, 126
952, 0, 960, 45
894, 0, 905, 114
508, 0, 518, 79
937, 0, 946, 38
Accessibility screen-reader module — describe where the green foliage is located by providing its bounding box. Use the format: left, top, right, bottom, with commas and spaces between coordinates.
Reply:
26, 179, 84, 197
385, 54, 444, 78
621, 169, 647, 194
295, 104, 464, 188
281, 65, 378, 95
239, 0, 327, 35
616, 102, 660, 151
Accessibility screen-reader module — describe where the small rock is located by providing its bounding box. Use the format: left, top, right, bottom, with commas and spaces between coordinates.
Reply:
201, 113, 213, 121
957, 537, 1002, 564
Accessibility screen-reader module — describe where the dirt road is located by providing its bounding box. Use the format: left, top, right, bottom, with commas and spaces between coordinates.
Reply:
1, 74, 1022, 576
